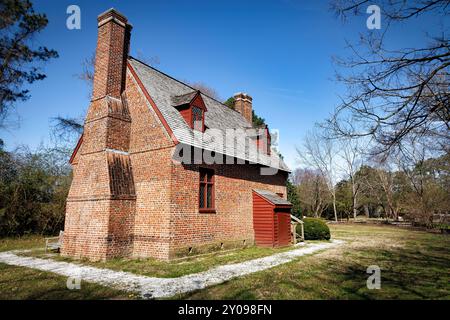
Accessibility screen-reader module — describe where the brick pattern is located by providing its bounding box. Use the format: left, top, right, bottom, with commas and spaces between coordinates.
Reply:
92, 10, 131, 100
169, 161, 287, 258
233, 93, 253, 124
107, 153, 135, 197
126, 71, 175, 259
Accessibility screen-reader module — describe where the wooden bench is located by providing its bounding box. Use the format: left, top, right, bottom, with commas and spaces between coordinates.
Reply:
45, 231, 64, 252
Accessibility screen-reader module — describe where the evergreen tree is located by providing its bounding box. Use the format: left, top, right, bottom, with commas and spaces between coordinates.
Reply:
0, 0, 58, 126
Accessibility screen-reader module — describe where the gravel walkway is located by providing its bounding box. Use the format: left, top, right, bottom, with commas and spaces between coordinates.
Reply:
0, 240, 343, 299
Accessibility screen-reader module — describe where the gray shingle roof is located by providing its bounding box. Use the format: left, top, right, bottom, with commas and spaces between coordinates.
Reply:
253, 189, 292, 206
128, 57, 290, 172
171, 91, 198, 107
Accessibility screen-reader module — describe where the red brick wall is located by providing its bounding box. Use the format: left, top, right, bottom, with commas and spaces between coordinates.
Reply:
63, 200, 111, 261
125, 71, 175, 259
168, 161, 288, 257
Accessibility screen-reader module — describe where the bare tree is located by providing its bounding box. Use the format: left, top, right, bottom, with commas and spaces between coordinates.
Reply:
75, 50, 160, 93
376, 162, 400, 220
75, 52, 95, 91
184, 80, 221, 100
50, 115, 83, 146
58, 51, 161, 147
338, 138, 364, 219
136, 50, 160, 67
395, 138, 434, 224
292, 168, 330, 217
357, 163, 400, 219
297, 130, 339, 221
326, 0, 450, 157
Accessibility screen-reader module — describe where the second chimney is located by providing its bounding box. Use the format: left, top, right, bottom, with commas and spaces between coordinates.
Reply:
92, 8, 132, 100
233, 92, 253, 125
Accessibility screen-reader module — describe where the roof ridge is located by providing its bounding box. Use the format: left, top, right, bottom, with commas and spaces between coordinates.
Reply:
174, 91, 197, 97
128, 56, 244, 117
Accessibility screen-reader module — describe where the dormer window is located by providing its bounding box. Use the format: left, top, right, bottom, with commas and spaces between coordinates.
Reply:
172, 90, 207, 132
254, 126, 271, 155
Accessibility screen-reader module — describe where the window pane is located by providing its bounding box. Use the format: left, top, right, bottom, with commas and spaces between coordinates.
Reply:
194, 120, 202, 131
200, 171, 206, 182
193, 107, 202, 117
192, 107, 203, 131
207, 185, 212, 208
199, 184, 205, 208
207, 173, 212, 183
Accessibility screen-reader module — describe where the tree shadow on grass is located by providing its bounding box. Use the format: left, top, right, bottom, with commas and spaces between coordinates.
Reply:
180, 237, 450, 300
318, 243, 450, 300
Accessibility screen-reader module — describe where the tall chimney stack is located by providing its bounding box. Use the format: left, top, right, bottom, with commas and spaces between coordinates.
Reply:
62, 9, 136, 261
233, 92, 253, 125
92, 8, 132, 100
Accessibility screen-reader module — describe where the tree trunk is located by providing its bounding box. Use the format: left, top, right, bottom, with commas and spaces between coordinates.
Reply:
352, 182, 357, 219
332, 191, 338, 222
364, 204, 370, 218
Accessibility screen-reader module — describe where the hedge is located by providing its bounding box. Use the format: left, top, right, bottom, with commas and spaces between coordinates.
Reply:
297, 218, 331, 240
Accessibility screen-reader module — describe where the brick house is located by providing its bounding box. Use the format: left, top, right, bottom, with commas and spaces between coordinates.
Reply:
61, 8, 292, 261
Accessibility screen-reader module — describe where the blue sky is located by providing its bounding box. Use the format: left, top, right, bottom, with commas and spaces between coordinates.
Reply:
1, 0, 447, 169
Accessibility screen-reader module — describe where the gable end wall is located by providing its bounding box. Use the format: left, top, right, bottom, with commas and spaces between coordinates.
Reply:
125, 69, 175, 259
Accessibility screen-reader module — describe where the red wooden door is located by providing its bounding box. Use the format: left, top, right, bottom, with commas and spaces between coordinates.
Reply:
253, 192, 276, 247
276, 212, 291, 246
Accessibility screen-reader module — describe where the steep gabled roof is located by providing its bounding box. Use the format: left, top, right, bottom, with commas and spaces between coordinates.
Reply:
127, 57, 290, 172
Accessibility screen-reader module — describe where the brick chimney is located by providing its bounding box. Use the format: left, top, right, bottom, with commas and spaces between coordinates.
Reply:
92, 8, 132, 100
233, 92, 253, 125
61, 8, 136, 262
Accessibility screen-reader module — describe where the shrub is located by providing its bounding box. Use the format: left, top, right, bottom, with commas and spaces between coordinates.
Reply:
297, 218, 331, 240
0, 147, 71, 236
434, 223, 450, 233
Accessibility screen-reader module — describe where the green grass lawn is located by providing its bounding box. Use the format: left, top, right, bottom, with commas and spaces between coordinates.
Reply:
0, 235, 131, 299
0, 235, 46, 252
0, 224, 449, 299
176, 224, 450, 299
0, 264, 132, 300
